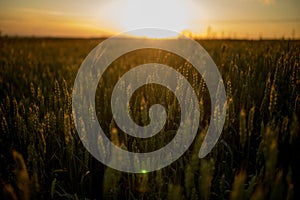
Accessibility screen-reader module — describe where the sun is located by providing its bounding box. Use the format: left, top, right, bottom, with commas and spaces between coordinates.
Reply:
110, 0, 191, 38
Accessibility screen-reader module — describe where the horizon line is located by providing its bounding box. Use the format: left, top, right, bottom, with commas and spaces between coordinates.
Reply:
1, 35, 300, 41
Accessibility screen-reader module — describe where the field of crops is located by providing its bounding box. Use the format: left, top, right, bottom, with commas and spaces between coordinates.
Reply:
0, 37, 299, 200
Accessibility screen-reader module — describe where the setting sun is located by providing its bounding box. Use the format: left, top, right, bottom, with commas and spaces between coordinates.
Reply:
106, 0, 193, 38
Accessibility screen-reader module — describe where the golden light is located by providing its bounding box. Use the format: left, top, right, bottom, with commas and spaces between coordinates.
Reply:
108, 0, 192, 38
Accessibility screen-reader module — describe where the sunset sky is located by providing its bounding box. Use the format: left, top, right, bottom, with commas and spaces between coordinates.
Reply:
0, 0, 299, 39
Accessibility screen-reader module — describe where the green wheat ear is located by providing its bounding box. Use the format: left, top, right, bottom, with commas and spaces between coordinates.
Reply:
199, 158, 214, 200
239, 109, 247, 150
248, 106, 255, 138
250, 184, 265, 200
12, 150, 30, 200
103, 167, 122, 197
268, 84, 278, 116
184, 164, 194, 198
230, 171, 246, 200
167, 183, 183, 200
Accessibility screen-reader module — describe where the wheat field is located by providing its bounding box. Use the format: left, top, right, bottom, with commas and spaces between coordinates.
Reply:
0, 37, 299, 199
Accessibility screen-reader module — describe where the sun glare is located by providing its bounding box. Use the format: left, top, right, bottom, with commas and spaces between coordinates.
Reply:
111, 0, 191, 38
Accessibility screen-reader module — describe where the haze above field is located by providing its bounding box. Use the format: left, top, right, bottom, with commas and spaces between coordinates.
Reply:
0, 0, 299, 39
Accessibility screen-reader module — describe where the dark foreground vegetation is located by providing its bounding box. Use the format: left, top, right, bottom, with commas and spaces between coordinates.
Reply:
0, 37, 299, 199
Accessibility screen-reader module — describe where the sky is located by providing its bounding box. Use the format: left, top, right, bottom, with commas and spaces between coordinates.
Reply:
0, 0, 299, 39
